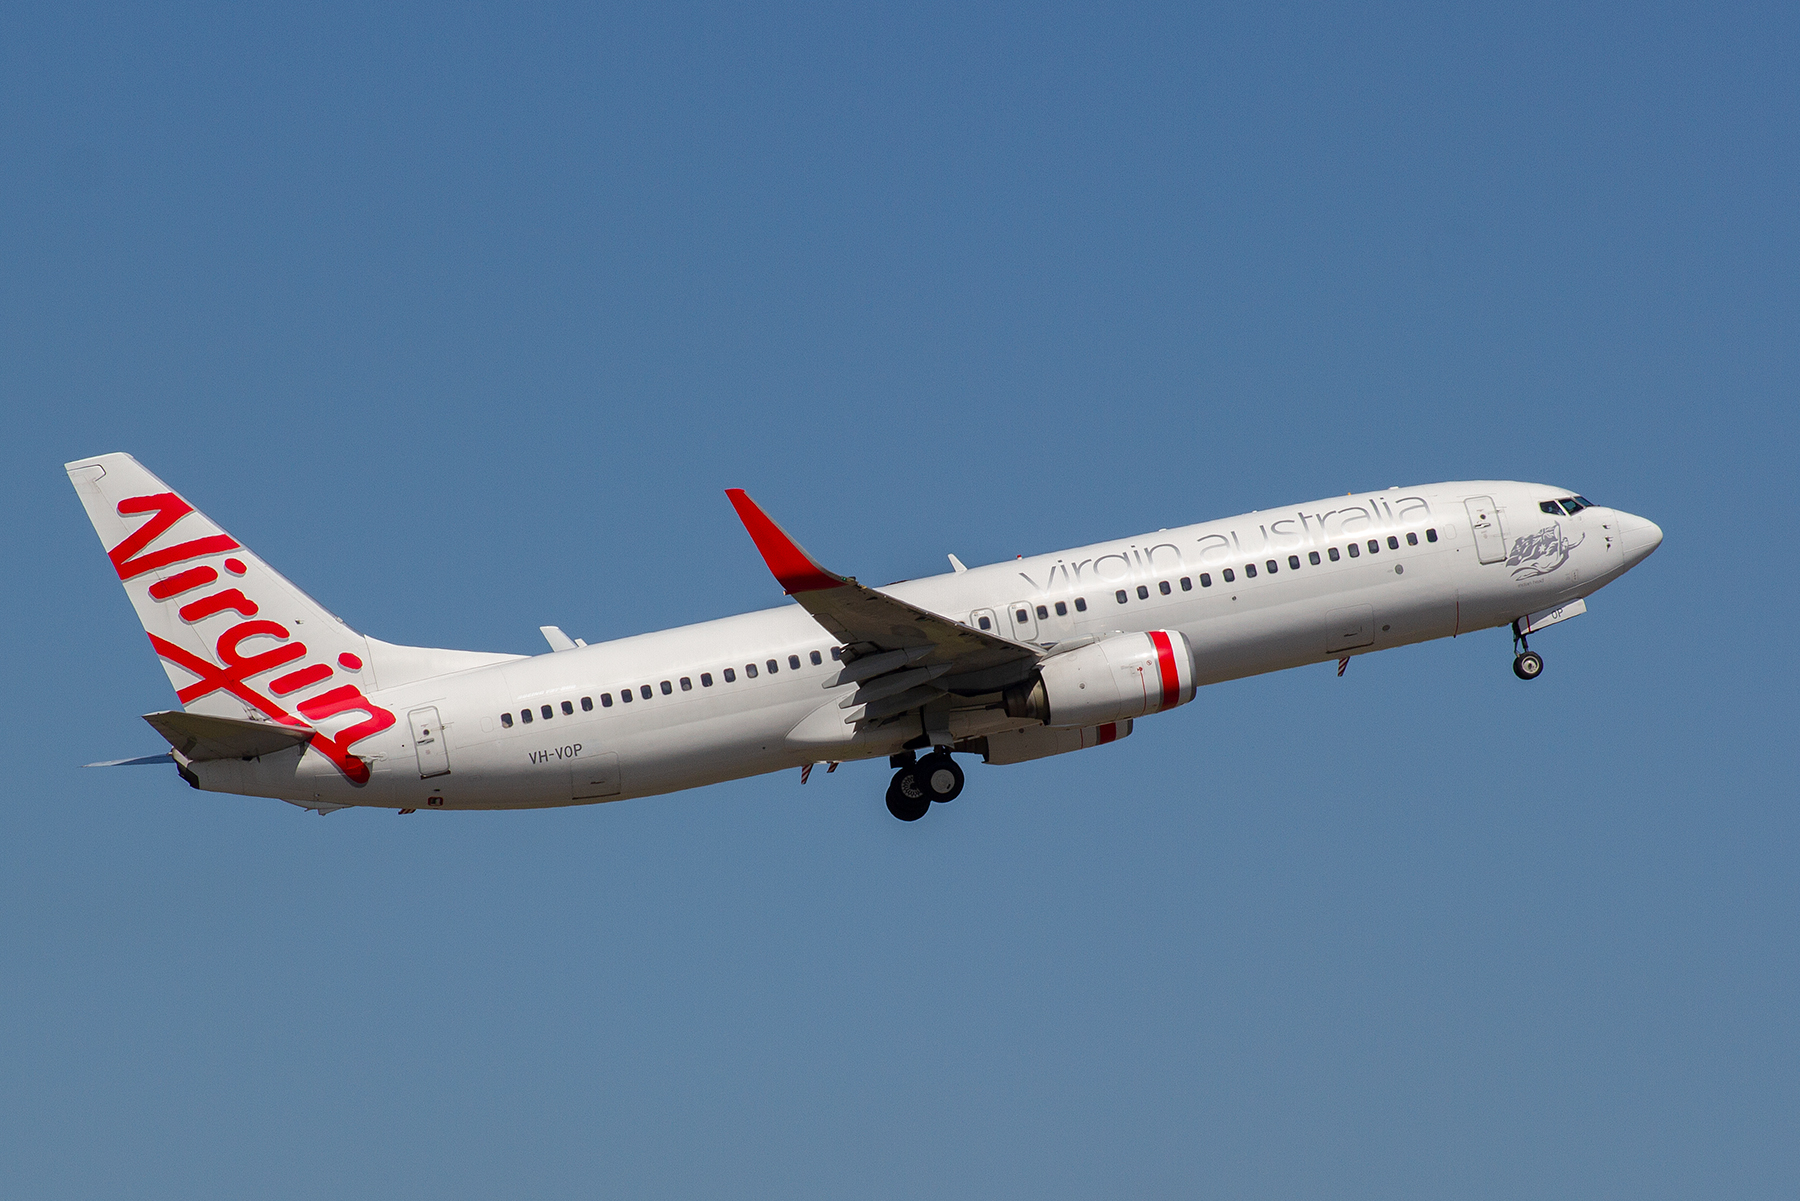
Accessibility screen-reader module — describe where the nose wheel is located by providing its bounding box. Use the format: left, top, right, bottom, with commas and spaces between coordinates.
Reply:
884, 751, 965, 820
1509, 619, 1544, 680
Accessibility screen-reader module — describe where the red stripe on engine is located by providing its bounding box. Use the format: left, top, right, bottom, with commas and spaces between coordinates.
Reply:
1148, 630, 1180, 710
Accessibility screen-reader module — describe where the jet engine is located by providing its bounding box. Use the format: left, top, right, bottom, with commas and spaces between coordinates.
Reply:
1003, 629, 1196, 728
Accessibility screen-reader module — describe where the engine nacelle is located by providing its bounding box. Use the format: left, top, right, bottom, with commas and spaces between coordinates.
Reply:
1003, 630, 1196, 728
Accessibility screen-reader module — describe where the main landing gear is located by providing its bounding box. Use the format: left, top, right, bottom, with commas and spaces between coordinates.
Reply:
885, 750, 965, 821
1511, 619, 1544, 680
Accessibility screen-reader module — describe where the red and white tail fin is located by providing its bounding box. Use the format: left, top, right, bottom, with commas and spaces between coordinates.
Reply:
66, 453, 518, 783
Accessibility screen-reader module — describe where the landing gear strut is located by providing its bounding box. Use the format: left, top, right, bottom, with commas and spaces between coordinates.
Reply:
1511, 620, 1544, 680
884, 750, 964, 820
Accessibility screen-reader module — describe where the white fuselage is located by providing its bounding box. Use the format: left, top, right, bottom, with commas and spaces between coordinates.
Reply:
192, 481, 1661, 811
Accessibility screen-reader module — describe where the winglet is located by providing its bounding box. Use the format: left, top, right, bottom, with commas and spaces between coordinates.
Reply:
725, 489, 845, 594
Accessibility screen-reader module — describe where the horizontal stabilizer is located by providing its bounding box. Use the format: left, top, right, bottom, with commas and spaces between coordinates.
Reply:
142, 710, 315, 761
83, 753, 176, 767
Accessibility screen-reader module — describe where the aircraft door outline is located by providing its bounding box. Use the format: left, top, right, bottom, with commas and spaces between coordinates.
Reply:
572, 752, 622, 800
1008, 600, 1039, 642
408, 706, 450, 778
1464, 496, 1507, 564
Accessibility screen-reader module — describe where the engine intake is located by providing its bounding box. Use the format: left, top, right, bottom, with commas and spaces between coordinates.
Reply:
1004, 630, 1195, 728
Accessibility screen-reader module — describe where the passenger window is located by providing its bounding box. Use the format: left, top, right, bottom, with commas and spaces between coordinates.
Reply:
500, 712, 513, 728
724, 668, 736, 682
640, 685, 653, 700
602, 693, 614, 707
680, 677, 692, 691
1541, 501, 1561, 514
1136, 585, 1149, 600
701, 673, 713, 687
1406, 532, 1418, 546
767, 659, 778, 674
1388, 536, 1399, 550
788, 655, 801, 670
661, 680, 673, 695
1309, 551, 1321, 565
1116, 590, 1129, 604
746, 664, 758, 678
1347, 543, 1359, 558
1036, 604, 1049, 619
809, 651, 821, 665
1266, 560, 1278, 574
978, 615, 992, 630
1180, 577, 1192, 591
1368, 540, 1379, 553
1223, 568, 1235, 582
521, 709, 533, 723
1328, 547, 1341, 561
831, 647, 842, 660
1200, 573, 1212, 587
1158, 581, 1171, 595
1055, 601, 1068, 616
541, 705, 553, 720
561, 700, 573, 715
1074, 597, 1087, 611
1426, 528, 1438, 542
1016, 608, 1029, 622
581, 696, 592, 711
1244, 564, 1256, 578
1288, 555, 1301, 570
620, 689, 632, 703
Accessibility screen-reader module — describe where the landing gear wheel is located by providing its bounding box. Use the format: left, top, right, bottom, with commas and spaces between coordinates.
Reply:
915, 752, 964, 803
886, 768, 930, 821
1513, 651, 1544, 680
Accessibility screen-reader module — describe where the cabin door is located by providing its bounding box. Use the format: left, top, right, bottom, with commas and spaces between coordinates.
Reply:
1464, 496, 1508, 564
1008, 600, 1039, 642
409, 706, 450, 778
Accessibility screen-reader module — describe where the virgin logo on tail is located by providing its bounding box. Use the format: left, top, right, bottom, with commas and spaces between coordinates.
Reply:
113, 492, 395, 784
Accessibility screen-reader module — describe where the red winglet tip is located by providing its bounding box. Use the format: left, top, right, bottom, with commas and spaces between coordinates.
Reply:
725, 489, 843, 594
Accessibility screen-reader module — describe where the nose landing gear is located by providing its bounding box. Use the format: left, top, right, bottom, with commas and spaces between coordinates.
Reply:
884, 750, 965, 821
1510, 619, 1544, 680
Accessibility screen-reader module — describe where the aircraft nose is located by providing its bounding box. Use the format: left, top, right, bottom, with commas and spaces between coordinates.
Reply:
1617, 512, 1663, 565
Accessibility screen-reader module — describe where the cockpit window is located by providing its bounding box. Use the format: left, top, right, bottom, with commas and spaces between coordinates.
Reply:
1541, 501, 1562, 515
1574, 495, 1594, 508
1560, 498, 1585, 514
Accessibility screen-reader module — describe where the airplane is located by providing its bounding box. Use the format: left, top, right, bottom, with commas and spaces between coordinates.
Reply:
68, 453, 1662, 821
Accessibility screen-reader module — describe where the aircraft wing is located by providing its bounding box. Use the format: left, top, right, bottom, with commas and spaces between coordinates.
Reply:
726, 489, 1038, 678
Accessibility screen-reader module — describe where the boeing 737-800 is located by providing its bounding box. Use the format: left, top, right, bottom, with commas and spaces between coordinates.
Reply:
70, 453, 1661, 821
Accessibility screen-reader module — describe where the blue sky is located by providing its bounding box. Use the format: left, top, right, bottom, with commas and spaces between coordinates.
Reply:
4, 3, 1796, 1197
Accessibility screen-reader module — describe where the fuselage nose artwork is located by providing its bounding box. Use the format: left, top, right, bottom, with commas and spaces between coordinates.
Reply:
68, 455, 1659, 821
